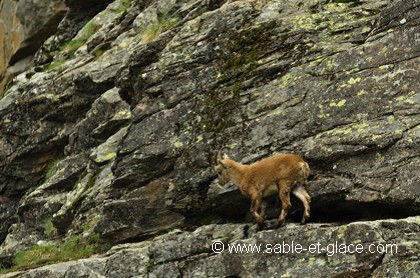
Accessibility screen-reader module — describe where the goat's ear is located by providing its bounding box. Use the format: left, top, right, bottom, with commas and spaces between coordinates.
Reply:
215, 150, 229, 168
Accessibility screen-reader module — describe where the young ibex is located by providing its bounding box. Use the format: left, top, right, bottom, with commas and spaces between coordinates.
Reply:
215, 152, 311, 228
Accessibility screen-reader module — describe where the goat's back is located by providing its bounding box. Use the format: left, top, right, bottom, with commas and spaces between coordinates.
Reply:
245, 154, 309, 185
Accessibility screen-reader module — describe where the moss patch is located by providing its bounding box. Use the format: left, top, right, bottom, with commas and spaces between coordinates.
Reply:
64, 21, 98, 56
42, 60, 66, 73
199, 20, 279, 135
1, 234, 107, 273
44, 217, 58, 239
116, 0, 132, 13
44, 157, 65, 181
43, 21, 98, 72
141, 11, 178, 43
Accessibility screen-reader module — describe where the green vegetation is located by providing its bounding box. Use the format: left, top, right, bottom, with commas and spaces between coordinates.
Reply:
93, 47, 104, 58
117, 0, 132, 13
198, 20, 278, 135
62, 21, 98, 57
221, 233, 234, 244
332, 0, 361, 3
1, 234, 106, 273
141, 11, 178, 43
44, 157, 64, 181
146, 260, 155, 272
82, 214, 101, 234
44, 217, 58, 239
43, 21, 98, 72
42, 60, 66, 73
1, 79, 14, 98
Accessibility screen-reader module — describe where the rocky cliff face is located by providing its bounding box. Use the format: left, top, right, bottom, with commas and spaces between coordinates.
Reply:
0, 0, 68, 93
0, 0, 419, 277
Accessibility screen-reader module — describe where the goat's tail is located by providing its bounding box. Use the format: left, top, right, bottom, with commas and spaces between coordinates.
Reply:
299, 161, 311, 181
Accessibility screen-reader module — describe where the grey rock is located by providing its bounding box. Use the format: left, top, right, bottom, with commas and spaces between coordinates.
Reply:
94, 181, 185, 243
3, 217, 419, 277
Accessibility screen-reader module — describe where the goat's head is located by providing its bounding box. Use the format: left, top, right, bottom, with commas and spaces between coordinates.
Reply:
214, 151, 232, 185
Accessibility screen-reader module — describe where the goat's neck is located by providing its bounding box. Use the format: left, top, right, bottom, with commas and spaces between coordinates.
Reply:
227, 160, 247, 187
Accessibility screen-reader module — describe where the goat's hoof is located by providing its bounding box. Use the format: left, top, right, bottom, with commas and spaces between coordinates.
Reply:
257, 221, 267, 231
301, 215, 310, 225
274, 221, 285, 229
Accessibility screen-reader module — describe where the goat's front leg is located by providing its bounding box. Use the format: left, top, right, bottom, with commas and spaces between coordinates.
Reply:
275, 184, 291, 228
259, 200, 267, 219
250, 193, 265, 229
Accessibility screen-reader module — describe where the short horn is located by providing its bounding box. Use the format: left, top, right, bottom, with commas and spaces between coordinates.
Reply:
216, 150, 222, 163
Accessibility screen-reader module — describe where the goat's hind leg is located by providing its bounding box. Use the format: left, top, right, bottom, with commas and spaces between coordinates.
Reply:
292, 185, 311, 224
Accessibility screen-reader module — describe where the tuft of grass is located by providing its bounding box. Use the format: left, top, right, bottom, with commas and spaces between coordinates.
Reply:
42, 60, 66, 73
44, 217, 58, 239
332, 0, 361, 3
3, 234, 105, 273
44, 157, 64, 181
146, 260, 155, 272
1, 79, 14, 98
93, 48, 104, 58
62, 38, 85, 57
43, 21, 98, 72
117, 0, 132, 13
141, 11, 178, 43
62, 21, 98, 57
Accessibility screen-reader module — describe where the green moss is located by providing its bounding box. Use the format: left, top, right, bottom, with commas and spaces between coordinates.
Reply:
141, 11, 178, 43
43, 21, 98, 72
332, 0, 361, 3
43, 60, 66, 73
44, 217, 58, 239
147, 260, 155, 272
82, 214, 101, 234
63, 21, 98, 56
1, 79, 14, 98
2, 234, 105, 273
45, 157, 65, 181
62, 38, 85, 56
93, 47, 104, 58
86, 169, 99, 189
179, 21, 281, 166
116, 0, 132, 13
222, 20, 277, 76
202, 20, 277, 132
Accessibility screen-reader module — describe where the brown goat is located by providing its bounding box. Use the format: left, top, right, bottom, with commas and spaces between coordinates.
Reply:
214, 152, 311, 228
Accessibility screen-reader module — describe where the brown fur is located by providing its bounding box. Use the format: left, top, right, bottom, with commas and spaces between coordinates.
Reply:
215, 153, 311, 228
